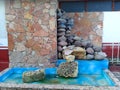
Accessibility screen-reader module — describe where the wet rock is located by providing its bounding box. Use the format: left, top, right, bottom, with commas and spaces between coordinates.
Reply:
58, 24, 66, 29
57, 32, 65, 36
74, 40, 82, 47
71, 47, 86, 59
86, 54, 94, 59
57, 62, 78, 78
58, 46, 63, 52
58, 29, 66, 32
94, 52, 107, 60
58, 35, 66, 41
22, 69, 45, 83
57, 18, 67, 24
81, 40, 89, 48
93, 46, 102, 52
66, 30, 71, 34
86, 47, 94, 55
58, 41, 67, 46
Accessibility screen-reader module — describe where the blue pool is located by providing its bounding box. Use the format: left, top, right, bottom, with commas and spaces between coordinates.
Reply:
0, 59, 115, 86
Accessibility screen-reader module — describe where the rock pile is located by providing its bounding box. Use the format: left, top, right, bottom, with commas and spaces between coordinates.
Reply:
22, 69, 45, 83
57, 9, 74, 59
57, 9, 107, 60
62, 45, 107, 60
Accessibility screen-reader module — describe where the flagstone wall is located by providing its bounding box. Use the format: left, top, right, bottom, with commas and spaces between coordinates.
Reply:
5, 0, 58, 67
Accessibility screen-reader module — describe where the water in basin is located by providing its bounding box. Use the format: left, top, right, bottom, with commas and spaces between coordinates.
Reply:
0, 59, 115, 86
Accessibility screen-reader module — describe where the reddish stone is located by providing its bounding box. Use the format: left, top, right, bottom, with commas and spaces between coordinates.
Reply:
25, 39, 35, 48
34, 23, 42, 31
8, 34, 14, 51
16, 33, 25, 42
39, 49, 50, 56
51, 41, 57, 50
27, 22, 34, 33
15, 24, 25, 33
32, 43, 41, 51
33, 29, 49, 37
7, 28, 15, 33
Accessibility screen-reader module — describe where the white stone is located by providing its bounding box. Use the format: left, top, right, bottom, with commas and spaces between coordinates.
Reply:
6, 15, 16, 21
9, 22, 15, 30
50, 9, 56, 16
16, 43, 26, 51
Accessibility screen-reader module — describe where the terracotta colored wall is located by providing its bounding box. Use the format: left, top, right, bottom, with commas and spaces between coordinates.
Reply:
5, 0, 58, 67
67, 12, 103, 47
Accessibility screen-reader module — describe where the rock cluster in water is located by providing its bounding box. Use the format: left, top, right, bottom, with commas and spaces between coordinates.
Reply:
22, 69, 45, 83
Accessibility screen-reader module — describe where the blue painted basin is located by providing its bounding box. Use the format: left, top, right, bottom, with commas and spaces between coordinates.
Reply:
0, 59, 115, 86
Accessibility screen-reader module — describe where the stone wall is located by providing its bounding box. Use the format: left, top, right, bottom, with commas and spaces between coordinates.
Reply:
5, 0, 58, 67
67, 12, 103, 47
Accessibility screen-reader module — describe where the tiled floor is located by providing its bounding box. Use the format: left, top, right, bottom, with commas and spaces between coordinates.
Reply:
113, 72, 120, 81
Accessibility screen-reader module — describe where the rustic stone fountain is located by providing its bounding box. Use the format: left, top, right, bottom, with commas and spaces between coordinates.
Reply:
57, 9, 107, 60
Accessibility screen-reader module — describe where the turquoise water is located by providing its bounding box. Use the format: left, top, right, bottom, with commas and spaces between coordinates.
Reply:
2, 73, 113, 86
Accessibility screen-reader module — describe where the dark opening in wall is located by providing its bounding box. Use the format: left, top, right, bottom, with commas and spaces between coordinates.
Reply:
59, 0, 120, 12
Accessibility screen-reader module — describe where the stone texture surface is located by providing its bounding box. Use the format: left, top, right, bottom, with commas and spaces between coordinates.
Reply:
57, 62, 78, 78
67, 12, 103, 47
6, 0, 58, 67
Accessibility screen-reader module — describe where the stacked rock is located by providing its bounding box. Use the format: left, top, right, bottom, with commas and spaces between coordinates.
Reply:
62, 44, 107, 60
57, 9, 107, 60
57, 9, 74, 59
57, 54, 78, 78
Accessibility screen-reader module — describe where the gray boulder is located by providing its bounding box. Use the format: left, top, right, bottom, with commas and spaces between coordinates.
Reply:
58, 46, 63, 52
86, 54, 94, 59
58, 41, 67, 46
86, 47, 94, 55
58, 35, 66, 41
57, 32, 65, 36
93, 46, 102, 52
94, 52, 107, 60
74, 40, 82, 47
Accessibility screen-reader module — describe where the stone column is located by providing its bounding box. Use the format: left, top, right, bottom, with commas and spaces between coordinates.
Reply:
5, 0, 58, 67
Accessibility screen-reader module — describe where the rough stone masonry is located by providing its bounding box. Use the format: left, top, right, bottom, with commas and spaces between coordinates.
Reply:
6, 0, 58, 67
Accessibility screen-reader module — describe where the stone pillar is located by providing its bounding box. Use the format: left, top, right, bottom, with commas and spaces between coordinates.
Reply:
5, 0, 58, 67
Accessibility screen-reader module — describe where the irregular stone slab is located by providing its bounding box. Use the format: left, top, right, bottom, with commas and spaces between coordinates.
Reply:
22, 69, 45, 83
71, 47, 86, 59
58, 35, 66, 41
58, 41, 67, 46
57, 62, 78, 78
